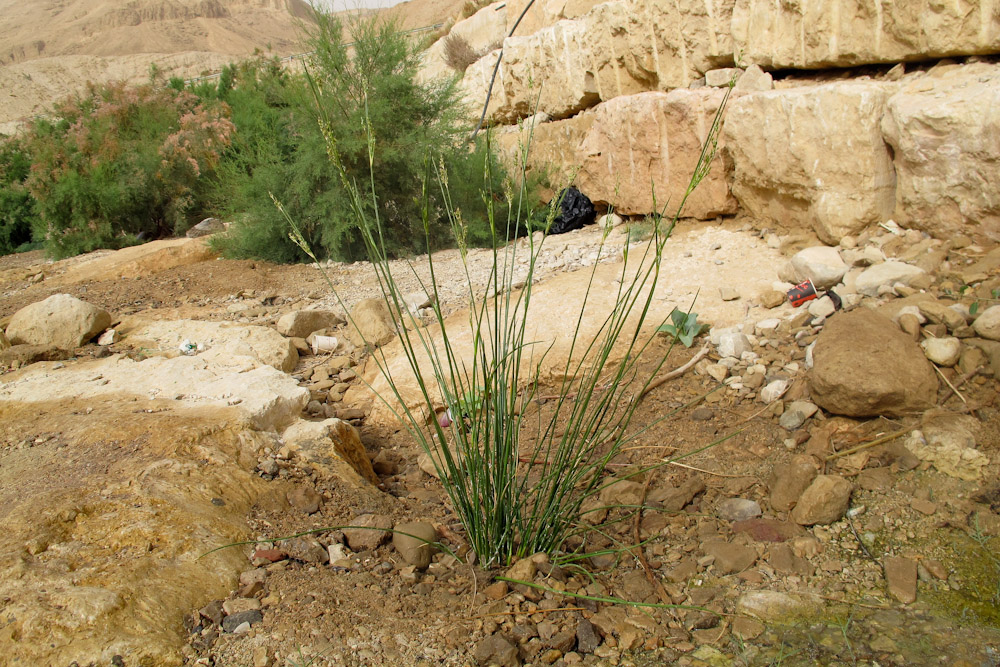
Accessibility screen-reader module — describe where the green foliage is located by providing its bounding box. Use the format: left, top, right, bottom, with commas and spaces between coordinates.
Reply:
213, 11, 521, 263
22, 81, 234, 258
0, 136, 37, 254
657, 307, 708, 347
299, 73, 737, 566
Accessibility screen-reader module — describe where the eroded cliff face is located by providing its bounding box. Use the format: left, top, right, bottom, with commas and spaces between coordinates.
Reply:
0, 0, 314, 65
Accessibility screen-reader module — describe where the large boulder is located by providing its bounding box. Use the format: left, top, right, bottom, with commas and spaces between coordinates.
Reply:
724, 81, 896, 244
461, 0, 737, 123
809, 309, 938, 417
276, 309, 345, 339
498, 89, 736, 218
347, 298, 398, 348
6, 294, 111, 349
126, 319, 298, 373
881, 63, 1000, 244
732, 0, 1000, 69
280, 418, 379, 485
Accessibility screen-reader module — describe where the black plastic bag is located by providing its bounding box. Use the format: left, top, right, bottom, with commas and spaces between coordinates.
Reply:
549, 187, 596, 235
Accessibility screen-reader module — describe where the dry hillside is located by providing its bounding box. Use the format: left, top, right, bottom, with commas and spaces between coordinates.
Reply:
0, 0, 464, 132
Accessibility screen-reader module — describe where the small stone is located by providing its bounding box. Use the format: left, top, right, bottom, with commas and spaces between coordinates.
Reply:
769, 462, 818, 512
473, 634, 520, 667
392, 521, 437, 570
716, 498, 762, 522
284, 537, 328, 564
920, 337, 962, 366
690, 407, 714, 421
97, 329, 119, 346
483, 581, 508, 600
788, 246, 848, 289
286, 485, 322, 514
221, 609, 263, 633
897, 313, 922, 340
731, 616, 765, 640
910, 498, 937, 515
885, 556, 918, 604
257, 458, 278, 476
921, 559, 947, 580
505, 555, 538, 583
718, 332, 751, 359
759, 290, 786, 309
703, 540, 757, 574
808, 295, 837, 319
779, 410, 806, 431
222, 597, 261, 615
252, 548, 287, 564
199, 600, 224, 626
760, 379, 789, 404
856, 262, 926, 296
790, 475, 852, 526
972, 305, 1000, 340
342, 514, 392, 551
575, 619, 600, 653
736, 591, 819, 622
720, 287, 741, 301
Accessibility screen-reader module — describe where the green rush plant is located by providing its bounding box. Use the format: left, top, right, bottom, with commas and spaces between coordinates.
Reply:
284, 68, 736, 568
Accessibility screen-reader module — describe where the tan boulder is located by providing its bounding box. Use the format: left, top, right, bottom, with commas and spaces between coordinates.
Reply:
881, 63, 1000, 244
275, 309, 345, 339
125, 319, 298, 373
498, 88, 736, 218
724, 81, 896, 244
347, 298, 398, 348
53, 237, 216, 285
280, 418, 378, 485
461, 0, 736, 123
6, 293, 111, 349
732, 0, 1000, 69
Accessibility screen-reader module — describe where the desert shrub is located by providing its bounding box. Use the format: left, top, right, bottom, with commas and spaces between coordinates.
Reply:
22, 81, 234, 258
213, 12, 524, 263
302, 78, 737, 568
443, 33, 485, 73
0, 137, 37, 254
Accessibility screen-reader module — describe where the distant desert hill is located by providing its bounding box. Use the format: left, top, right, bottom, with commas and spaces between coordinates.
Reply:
0, 0, 464, 131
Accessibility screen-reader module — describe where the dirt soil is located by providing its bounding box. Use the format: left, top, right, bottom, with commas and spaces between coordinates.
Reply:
2, 220, 1000, 667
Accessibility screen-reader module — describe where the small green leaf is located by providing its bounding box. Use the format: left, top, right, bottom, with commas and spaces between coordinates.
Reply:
970, 302, 980, 316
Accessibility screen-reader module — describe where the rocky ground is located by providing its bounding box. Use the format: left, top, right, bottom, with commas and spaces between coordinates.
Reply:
2, 217, 1000, 667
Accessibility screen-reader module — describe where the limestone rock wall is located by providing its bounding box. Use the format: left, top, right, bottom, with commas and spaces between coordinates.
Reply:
425, 0, 1000, 238
732, 0, 1000, 70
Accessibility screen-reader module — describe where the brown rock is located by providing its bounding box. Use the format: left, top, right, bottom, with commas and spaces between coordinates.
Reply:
768, 462, 818, 512
343, 514, 392, 551
767, 543, 813, 576
732, 518, 804, 543
286, 485, 321, 514
703, 540, 757, 575
649, 476, 706, 511
790, 475, 852, 526
885, 556, 918, 604
473, 633, 520, 667
808, 309, 938, 417
392, 521, 437, 570
759, 289, 787, 309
